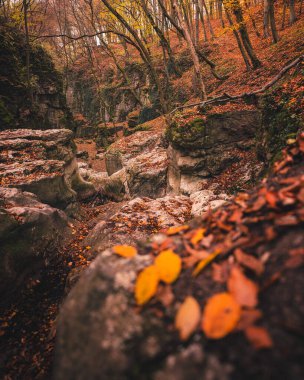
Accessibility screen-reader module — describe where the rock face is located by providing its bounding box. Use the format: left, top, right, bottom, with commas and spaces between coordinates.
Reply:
85, 195, 191, 254
0, 129, 95, 208
0, 22, 72, 130
105, 130, 168, 198
167, 110, 263, 196
0, 187, 70, 297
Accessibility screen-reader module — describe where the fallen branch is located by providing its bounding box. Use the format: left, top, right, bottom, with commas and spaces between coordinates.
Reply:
170, 55, 303, 114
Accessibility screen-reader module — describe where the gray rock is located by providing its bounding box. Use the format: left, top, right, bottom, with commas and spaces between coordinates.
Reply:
0, 187, 70, 296
190, 190, 231, 217
85, 195, 192, 254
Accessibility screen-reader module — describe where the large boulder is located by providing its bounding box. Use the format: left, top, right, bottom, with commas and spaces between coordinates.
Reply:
0, 187, 70, 297
105, 130, 168, 198
0, 129, 95, 208
85, 195, 192, 255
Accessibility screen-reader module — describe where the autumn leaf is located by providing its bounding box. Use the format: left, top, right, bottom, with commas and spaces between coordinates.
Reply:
227, 267, 259, 308
175, 296, 201, 341
245, 326, 273, 349
135, 265, 159, 305
237, 309, 263, 330
166, 225, 189, 235
202, 292, 241, 339
234, 249, 264, 275
192, 249, 221, 277
155, 250, 181, 284
190, 228, 206, 245
113, 245, 137, 258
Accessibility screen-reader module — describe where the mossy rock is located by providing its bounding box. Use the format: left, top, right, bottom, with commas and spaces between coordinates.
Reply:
166, 117, 206, 149
123, 123, 151, 137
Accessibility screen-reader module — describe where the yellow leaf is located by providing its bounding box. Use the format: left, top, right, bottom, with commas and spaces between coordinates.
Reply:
175, 296, 201, 341
135, 265, 159, 305
113, 245, 137, 258
166, 225, 189, 235
191, 228, 206, 245
155, 249, 182, 284
202, 292, 241, 339
192, 249, 221, 277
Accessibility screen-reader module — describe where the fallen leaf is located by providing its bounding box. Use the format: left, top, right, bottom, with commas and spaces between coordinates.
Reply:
245, 326, 273, 349
157, 284, 174, 307
237, 309, 263, 330
113, 245, 137, 258
166, 225, 189, 235
135, 265, 159, 305
175, 296, 201, 341
190, 228, 206, 245
155, 250, 182, 284
265, 191, 277, 208
234, 249, 264, 275
192, 250, 221, 277
202, 292, 241, 339
227, 267, 259, 308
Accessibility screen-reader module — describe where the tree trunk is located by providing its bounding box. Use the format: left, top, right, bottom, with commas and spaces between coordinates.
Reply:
289, 0, 297, 24
172, 0, 207, 100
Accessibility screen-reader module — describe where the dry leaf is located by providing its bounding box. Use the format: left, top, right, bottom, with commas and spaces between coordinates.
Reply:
155, 249, 182, 284
191, 228, 206, 245
157, 284, 174, 307
202, 292, 241, 339
167, 225, 189, 235
234, 249, 264, 275
245, 326, 273, 349
228, 267, 259, 308
237, 309, 263, 330
175, 296, 201, 341
135, 265, 159, 305
192, 250, 221, 277
113, 245, 137, 258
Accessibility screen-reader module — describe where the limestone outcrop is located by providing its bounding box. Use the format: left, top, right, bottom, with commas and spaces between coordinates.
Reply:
0, 129, 95, 208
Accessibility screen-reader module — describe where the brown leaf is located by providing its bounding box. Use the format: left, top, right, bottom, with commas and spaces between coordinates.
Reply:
212, 261, 230, 283
237, 309, 263, 330
245, 326, 273, 349
157, 284, 174, 307
234, 249, 264, 275
275, 215, 298, 226
265, 191, 277, 208
227, 267, 259, 308
250, 196, 266, 212
175, 296, 201, 341
202, 292, 241, 339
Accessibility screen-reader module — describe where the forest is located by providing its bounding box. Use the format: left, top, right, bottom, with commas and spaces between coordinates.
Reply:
0, 0, 303, 379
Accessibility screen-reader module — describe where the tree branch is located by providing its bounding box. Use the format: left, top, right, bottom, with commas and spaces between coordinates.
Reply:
170, 55, 303, 114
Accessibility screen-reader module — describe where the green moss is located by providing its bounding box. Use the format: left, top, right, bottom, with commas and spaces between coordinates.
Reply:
123, 123, 151, 136
166, 116, 206, 148
257, 71, 304, 165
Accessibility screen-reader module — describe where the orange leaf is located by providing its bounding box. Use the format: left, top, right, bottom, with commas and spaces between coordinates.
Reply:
135, 265, 159, 305
113, 245, 137, 258
175, 296, 201, 341
191, 228, 206, 245
155, 250, 181, 284
192, 249, 221, 277
166, 225, 189, 235
245, 326, 273, 349
202, 292, 241, 339
227, 267, 259, 308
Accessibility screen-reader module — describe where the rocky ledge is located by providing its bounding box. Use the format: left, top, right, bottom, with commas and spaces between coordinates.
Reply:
0, 129, 95, 209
